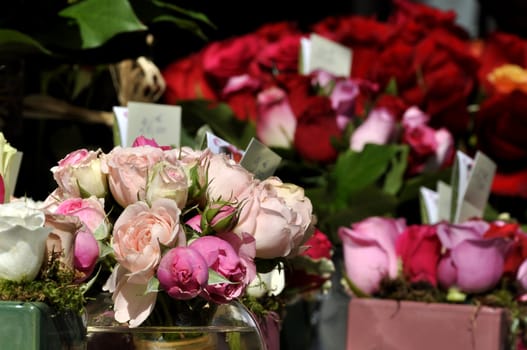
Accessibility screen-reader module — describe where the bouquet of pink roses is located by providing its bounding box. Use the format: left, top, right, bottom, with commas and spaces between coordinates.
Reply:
43, 135, 333, 333
339, 215, 527, 348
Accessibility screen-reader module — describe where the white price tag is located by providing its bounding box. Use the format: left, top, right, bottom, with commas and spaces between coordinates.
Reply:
126, 102, 181, 148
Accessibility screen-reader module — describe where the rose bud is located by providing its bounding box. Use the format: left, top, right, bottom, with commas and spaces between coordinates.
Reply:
157, 247, 209, 300
74, 228, 100, 282
200, 201, 238, 234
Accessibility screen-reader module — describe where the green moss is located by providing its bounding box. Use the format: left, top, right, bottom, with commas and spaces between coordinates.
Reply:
0, 253, 85, 314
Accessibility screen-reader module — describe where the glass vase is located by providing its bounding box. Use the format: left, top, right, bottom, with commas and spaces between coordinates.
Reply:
85, 293, 267, 350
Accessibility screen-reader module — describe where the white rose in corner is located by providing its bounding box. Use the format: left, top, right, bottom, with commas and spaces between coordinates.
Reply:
0, 201, 52, 282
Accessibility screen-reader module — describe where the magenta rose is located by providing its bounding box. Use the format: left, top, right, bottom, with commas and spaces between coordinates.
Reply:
396, 224, 442, 286
157, 247, 209, 300
189, 235, 249, 303
132, 136, 171, 150
339, 217, 407, 295
74, 228, 100, 282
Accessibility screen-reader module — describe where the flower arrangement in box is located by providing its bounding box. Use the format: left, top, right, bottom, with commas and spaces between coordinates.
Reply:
42, 135, 334, 348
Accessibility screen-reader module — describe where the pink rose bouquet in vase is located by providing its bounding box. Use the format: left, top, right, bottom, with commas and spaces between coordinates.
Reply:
45, 136, 331, 350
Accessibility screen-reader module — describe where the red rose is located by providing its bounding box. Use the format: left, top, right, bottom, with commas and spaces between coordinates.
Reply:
302, 229, 333, 260
484, 222, 527, 277
390, 0, 469, 39
162, 53, 217, 103
491, 169, 527, 198
255, 21, 301, 44
312, 16, 395, 78
285, 228, 333, 293
249, 34, 302, 81
202, 33, 261, 88
293, 96, 342, 163
396, 224, 442, 286
475, 90, 527, 170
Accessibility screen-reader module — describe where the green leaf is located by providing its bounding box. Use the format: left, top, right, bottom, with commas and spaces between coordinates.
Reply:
59, 0, 147, 49
0, 29, 52, 55
151, 0, 215, 28
208, 269, 233, 284
331, 144, 399, 204
146, 277, 160, 294
382, 145, 409, 195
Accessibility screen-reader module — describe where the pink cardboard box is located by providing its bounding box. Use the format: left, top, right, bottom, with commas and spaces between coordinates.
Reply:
346, 298, 509, 350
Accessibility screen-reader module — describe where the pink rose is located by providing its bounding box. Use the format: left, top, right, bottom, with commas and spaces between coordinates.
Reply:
436, 221, 511, 293
402, 107, 455, 175
256, 87, 297, 148
44, 212, 81, 271
51, 149, 108, 198
206, 153, 256, 202
112, 199, 184, 282
157, 247, 209, 300
132, 136, 171, 150
103, 265, 157, 328
350, 107, 396, 152
74, 229, 100, 282
222, 74, 261, 121
54, 196, 109, 239
145, 160, 189, 209
339, 217, 407, 295
234, 178, 313, 259
102, 145, 164, 207
189, 235, 252, 303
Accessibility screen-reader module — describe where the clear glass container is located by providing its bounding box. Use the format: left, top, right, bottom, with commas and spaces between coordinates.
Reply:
85, 293, 267, 350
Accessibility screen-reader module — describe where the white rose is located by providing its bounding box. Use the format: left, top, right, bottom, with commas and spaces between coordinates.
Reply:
0, 201, 52, 281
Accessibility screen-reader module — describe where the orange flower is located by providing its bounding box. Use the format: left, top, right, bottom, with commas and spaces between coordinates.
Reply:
487, 64, 527, 94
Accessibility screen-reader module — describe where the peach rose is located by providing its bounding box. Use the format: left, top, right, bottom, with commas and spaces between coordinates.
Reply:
102, 146, 164, 207
112, 199, 185, 282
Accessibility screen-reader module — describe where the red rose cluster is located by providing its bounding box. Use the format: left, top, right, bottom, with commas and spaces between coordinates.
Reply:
162, 0, 527, 199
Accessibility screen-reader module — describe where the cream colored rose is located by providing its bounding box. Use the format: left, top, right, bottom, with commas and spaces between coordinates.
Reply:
102, 146, 164, 207
51, 149, 108, 199
0, 201, 52, 281
234, 178, 314, 259
145, 160, 189, 209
